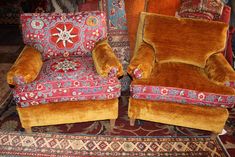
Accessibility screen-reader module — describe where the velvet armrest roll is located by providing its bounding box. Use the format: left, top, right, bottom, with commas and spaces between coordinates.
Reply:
205, 53, 235, 87
7, 46, 43, 86
127, 42, 155, 79
92, 39, 124, 78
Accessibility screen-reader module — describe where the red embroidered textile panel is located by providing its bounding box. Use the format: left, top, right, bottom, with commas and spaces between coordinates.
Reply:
21, 11, 107, 60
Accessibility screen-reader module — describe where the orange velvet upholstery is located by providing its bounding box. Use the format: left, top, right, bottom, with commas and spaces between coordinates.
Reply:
205, 53, 235, 84
17, 99, 118, 130
124, 0, 181, 58
127, 42, 155, 79
129, 98, 228, 134
143, 14, 228, 68
147, 0, 180, 16
92, 39, 124, 78
128, 12, 235, 134
124, 0, 147, 58
7, 46, 43, 86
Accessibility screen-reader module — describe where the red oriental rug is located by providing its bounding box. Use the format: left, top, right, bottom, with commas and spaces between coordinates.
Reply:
0, 131, 229, 157
0, 97, 235, 156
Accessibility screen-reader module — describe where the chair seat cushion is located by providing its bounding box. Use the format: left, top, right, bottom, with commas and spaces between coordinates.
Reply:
13, 56, 121, 107
131, 62, 235, 108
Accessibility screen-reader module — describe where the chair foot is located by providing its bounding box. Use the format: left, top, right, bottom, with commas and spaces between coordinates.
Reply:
130, 118, 136, 126
110, 119, 116, 131
210, 133, 218, 140
24, 127, 32, 133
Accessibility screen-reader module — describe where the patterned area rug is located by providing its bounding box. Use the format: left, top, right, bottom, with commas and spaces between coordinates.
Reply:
0, 131, 229, 157
0, 97, 235, 156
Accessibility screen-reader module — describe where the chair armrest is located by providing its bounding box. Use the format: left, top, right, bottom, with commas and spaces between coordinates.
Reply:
92, 39, 124, 78
7, 46, 43, 86
127, 42, 155, 79
205, 53, 235, 87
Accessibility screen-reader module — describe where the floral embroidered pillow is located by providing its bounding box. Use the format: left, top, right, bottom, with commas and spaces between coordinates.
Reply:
21, 11, 107, 60
177, 0, 224, 20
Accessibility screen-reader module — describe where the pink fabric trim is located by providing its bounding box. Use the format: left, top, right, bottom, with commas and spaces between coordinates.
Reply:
108, 67, 118, 77
178, 12, 213, 20
133, 68, 142, 79
225, 81, 235, 88
13, 76, 26, 85
131, 85, 235, 108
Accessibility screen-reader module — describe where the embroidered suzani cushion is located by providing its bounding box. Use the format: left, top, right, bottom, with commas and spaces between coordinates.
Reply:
177, 0, 224, 20
13, 56, 121, 107
21, 11, 107, 60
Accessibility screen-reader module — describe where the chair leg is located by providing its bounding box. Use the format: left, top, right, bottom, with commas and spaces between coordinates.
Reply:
210, 133, 218, 140
24, 127, 32, 133
130, 118, 136, 126
110, 119, 116, 131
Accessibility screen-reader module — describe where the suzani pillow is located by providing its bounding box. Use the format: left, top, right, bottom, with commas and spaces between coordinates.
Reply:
177, 0, 224, 20
21, 11, 107, 60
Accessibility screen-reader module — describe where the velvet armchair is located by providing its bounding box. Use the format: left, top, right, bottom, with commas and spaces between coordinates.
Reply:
7, 11, 123, 133
127, 12, 235, 135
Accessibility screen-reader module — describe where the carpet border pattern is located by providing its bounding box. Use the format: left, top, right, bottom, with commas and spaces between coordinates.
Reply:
0, 131, 229, 157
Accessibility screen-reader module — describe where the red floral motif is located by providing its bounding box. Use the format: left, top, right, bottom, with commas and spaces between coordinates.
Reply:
50, 22, 79, 49
92, 29, 100, 37
21, 12, 108, 60
85, 40, 96, 50
160, 88, 168, 95
198, 92, 205, 101
50, 58, 80, 73
73, 81, 80, 87
133, 68, 142, 79
36, 84, 43, 90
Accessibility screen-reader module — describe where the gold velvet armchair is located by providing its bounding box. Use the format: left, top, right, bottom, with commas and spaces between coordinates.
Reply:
127, 12, 235, 134
7, 11, 123, 133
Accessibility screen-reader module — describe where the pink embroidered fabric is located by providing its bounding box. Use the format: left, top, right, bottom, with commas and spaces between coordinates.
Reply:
131, 85, 235, 108
108, 67, 118, 77
21, 11, 107, 60
13, 57, 121, 108
133, 68, 143, 79
225, 81, 235, 88
177, 0, 224, 20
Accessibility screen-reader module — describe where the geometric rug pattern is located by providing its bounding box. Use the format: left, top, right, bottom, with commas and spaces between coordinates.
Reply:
0, 97, 235, 156
0, 131, 229, 157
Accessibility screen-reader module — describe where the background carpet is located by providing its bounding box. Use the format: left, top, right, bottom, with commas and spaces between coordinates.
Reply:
0, 97, 235, 156
0, 131, 229, 156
